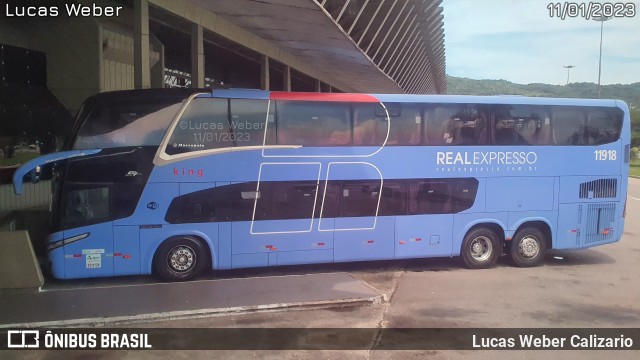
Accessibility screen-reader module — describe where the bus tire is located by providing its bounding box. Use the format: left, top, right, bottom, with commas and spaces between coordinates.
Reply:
460, 227, 500, 269
510, 227, 547, 267
153, 236, 208, 282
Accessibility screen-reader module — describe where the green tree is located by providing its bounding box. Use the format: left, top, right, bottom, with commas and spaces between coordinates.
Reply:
631, 108, 640, 148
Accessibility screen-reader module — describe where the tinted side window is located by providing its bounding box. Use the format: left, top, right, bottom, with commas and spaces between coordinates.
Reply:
165, 183, 256, 223
276, 101, 351, 146
426, 104, 488, 146
449, 178, 479, 211
550, 107, 623, 146
586, 109, 622, 145
255, 181, 318, 221
386, 103, 422, 145
165, 178, 480, 223
353, 103, 388, 146
341, 180, 381, 217
378, 181, 407, 216
411, 180, 450, 214
552, 108, 585, 145
409, 178, 478, 214
492, 105, 551, 145
219, 183, 262, 221
318, 181, 342, 219
165, 98, 229, 155
230, 99, 273, 146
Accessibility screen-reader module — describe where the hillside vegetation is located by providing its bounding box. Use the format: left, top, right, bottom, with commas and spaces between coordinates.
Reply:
446, 76, 640, 107
446, 76, 640, 148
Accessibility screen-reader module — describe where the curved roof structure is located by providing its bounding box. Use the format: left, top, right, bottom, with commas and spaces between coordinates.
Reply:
193, 0, 446, 94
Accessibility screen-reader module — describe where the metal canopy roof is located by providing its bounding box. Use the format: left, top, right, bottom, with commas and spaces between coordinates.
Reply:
193, 0, 446, 94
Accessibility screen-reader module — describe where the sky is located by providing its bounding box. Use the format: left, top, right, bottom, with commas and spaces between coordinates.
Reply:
442, 0, 640, 85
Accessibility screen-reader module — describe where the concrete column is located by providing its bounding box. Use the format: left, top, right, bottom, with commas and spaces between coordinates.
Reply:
283, 65, 291, 91
97, 23, 104, 92
151, 41, 165, 88
315, 79, 322, 92
134, 0, 151, 89
261, 55, 270, 90
191, 23, 205, 88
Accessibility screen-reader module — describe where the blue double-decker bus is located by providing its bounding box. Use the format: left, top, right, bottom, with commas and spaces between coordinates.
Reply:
13, 89, 630, 281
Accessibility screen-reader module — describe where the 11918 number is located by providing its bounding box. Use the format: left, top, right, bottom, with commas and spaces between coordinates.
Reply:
594, 149, 617, 161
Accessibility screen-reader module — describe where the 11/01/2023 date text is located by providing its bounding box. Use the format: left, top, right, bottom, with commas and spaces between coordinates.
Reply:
548, 2, 635, 20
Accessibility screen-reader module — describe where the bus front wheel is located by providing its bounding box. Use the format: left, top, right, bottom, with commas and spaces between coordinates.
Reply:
510, 227, 547, 267
461, 228, 500, 269
153, 236, 208, 282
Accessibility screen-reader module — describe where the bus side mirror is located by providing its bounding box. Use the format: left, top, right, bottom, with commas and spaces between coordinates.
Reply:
30, 166, 41, 184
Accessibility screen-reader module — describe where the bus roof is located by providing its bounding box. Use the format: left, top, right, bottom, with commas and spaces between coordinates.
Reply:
373, 94, 621, 107
206, 89, 623, 108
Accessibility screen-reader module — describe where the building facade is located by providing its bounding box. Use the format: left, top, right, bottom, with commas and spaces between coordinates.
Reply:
0, 0, 445, 189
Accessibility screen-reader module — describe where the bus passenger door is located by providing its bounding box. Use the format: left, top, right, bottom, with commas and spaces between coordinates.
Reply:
59, 184, 115, 278
231, 162, 334, 268
63, 222, 114, 278
251, 162, 321, 234
395, 179, 473, 259
321, 162, 394, 261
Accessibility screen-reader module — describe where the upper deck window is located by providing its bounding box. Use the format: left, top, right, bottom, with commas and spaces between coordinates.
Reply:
231, 99, 275, 146
586, 109, 622, 145
273, 101, 351, 146
159, 97, 624, 156
426, 104, 489, 146
74, 97, 183, 149
550, 106, 622, 145
165, 98, 272, 155
493, 105, 552, 145
165, 98, 229, 155
384, 104, 421, 146
353, 103, 389, 146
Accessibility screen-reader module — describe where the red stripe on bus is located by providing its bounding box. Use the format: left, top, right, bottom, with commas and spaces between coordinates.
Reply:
73, 254, 82, 258
269, 92, 379, 103
113, 253, 122, 257
123, 255, 131, 259
367, 240, 374, 244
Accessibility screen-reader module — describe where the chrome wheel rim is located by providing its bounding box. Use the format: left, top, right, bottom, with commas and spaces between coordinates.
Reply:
470, 236, 492, 262
167, 245, 196, 272
519, 236, 540, 258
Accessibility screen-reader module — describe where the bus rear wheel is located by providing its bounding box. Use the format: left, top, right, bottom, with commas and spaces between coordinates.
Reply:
154, 236, 208, 282
510, 227, 547, 267
460, 228, 500, 269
